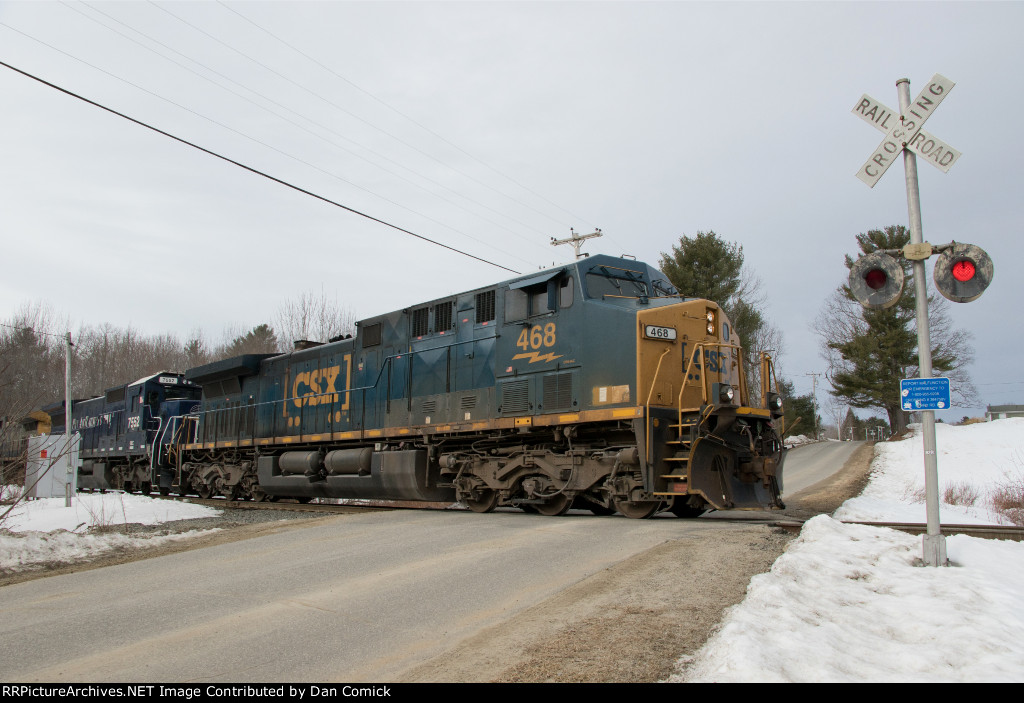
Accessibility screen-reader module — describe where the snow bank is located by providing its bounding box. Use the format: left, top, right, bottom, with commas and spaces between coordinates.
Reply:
0, 528, 218, 572
673, 417, 1024, 682
1, 492, 222, 533
673, 515, 1024, 682
784, 434, 815, 448
834, 418, 1024, 525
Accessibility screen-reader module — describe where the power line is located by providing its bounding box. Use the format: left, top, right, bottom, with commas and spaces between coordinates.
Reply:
0, 59, 520, 275
215, 0, 595, 232
68, 1, 555, 257
1, 19, 532, 267
153, 1, 588, 236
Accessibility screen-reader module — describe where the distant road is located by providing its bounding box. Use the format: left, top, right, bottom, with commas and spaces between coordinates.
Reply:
783, 440, 866, 497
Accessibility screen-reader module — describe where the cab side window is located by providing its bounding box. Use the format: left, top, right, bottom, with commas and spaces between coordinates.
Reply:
505, 274, 571, 321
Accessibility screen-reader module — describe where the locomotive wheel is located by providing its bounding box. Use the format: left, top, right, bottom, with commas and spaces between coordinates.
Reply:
534, 493, 572, 516
141, 482, 152, 496
464, 489, 500, 513
614, 499, 662, 519
196, 484, 213, 499
159, 487, 170, 496
296, 496, 313, 504
251, 488, 268, 502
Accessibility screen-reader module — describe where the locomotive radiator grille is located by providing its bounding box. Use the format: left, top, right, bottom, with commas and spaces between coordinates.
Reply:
542, 372, 573, 411
501, 380, 530, 415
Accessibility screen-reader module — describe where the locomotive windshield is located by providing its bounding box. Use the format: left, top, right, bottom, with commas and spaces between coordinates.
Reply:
651, 277, 678, 297
164, 386, 201, 401
585, 265, 649, 299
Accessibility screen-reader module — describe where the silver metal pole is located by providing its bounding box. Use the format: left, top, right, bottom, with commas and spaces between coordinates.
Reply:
64, 331, 73, 508
897, 77, 947, 567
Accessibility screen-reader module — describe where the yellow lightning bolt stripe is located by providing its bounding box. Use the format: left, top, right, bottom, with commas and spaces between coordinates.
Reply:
512, 352, 563, 364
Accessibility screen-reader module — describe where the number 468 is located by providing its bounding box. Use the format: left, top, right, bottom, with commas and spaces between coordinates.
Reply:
516, 322, 556, 350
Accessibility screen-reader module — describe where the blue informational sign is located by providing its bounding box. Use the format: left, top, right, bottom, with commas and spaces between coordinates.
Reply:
900, 377, 951, 411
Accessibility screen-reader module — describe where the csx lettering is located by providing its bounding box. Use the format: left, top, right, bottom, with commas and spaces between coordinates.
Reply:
682, 347, 724, 374
292, 366, 343, 408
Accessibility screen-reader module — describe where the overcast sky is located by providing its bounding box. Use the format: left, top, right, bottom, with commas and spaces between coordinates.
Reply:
1, 1, 1022, 421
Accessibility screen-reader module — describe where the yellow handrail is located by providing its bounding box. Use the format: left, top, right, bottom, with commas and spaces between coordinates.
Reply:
644, 347, 673, 464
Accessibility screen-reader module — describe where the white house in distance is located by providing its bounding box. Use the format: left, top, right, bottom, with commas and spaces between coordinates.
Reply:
985, 404, 1024, 421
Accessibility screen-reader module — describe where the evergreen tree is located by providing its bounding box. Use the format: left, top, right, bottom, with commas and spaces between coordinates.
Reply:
777, 379, 819, 438
660, 230, 782, 402
660, 231, 744, 307
222, 324, 279, 357
815, 225, 976, 435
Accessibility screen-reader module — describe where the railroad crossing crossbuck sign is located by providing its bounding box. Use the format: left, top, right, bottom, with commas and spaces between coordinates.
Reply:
847, 73, 990, 568
848, 73, 993, 307
853, 74, 960, 187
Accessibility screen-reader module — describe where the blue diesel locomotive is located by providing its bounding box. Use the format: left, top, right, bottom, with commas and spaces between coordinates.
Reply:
45, 373, 201, 494
170, 254, 787, 517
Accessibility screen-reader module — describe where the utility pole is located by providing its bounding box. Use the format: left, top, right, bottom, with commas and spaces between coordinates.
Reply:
805, 372, 821, 439
551, 228, 602, 260
64, 332, 73, 508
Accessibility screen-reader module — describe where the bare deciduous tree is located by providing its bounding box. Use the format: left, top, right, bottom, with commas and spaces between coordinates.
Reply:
275, 289, 356, 351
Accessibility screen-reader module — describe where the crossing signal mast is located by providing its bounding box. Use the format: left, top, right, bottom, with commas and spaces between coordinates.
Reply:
849, 73, 995, 568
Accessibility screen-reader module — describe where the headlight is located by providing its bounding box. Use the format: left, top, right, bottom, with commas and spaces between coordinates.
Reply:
767, 392, 783, 414
719, 384, 735, 403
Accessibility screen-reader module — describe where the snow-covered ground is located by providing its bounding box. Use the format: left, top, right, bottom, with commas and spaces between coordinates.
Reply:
783, 433, 815, 448
834, 419, 1021, 525
0, 492, 222, 572
673, 418, 1024, 682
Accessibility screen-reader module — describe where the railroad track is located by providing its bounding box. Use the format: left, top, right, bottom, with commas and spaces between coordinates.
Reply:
149, 494, 1024, 540
152, 493, 454, 515
765, 518, 1023, 541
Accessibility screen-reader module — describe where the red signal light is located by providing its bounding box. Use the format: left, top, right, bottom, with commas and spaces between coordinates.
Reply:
933, 243, 993, 303
849, 253, 904, 309
951, 259, 975, 282
864, 269, 887, 290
